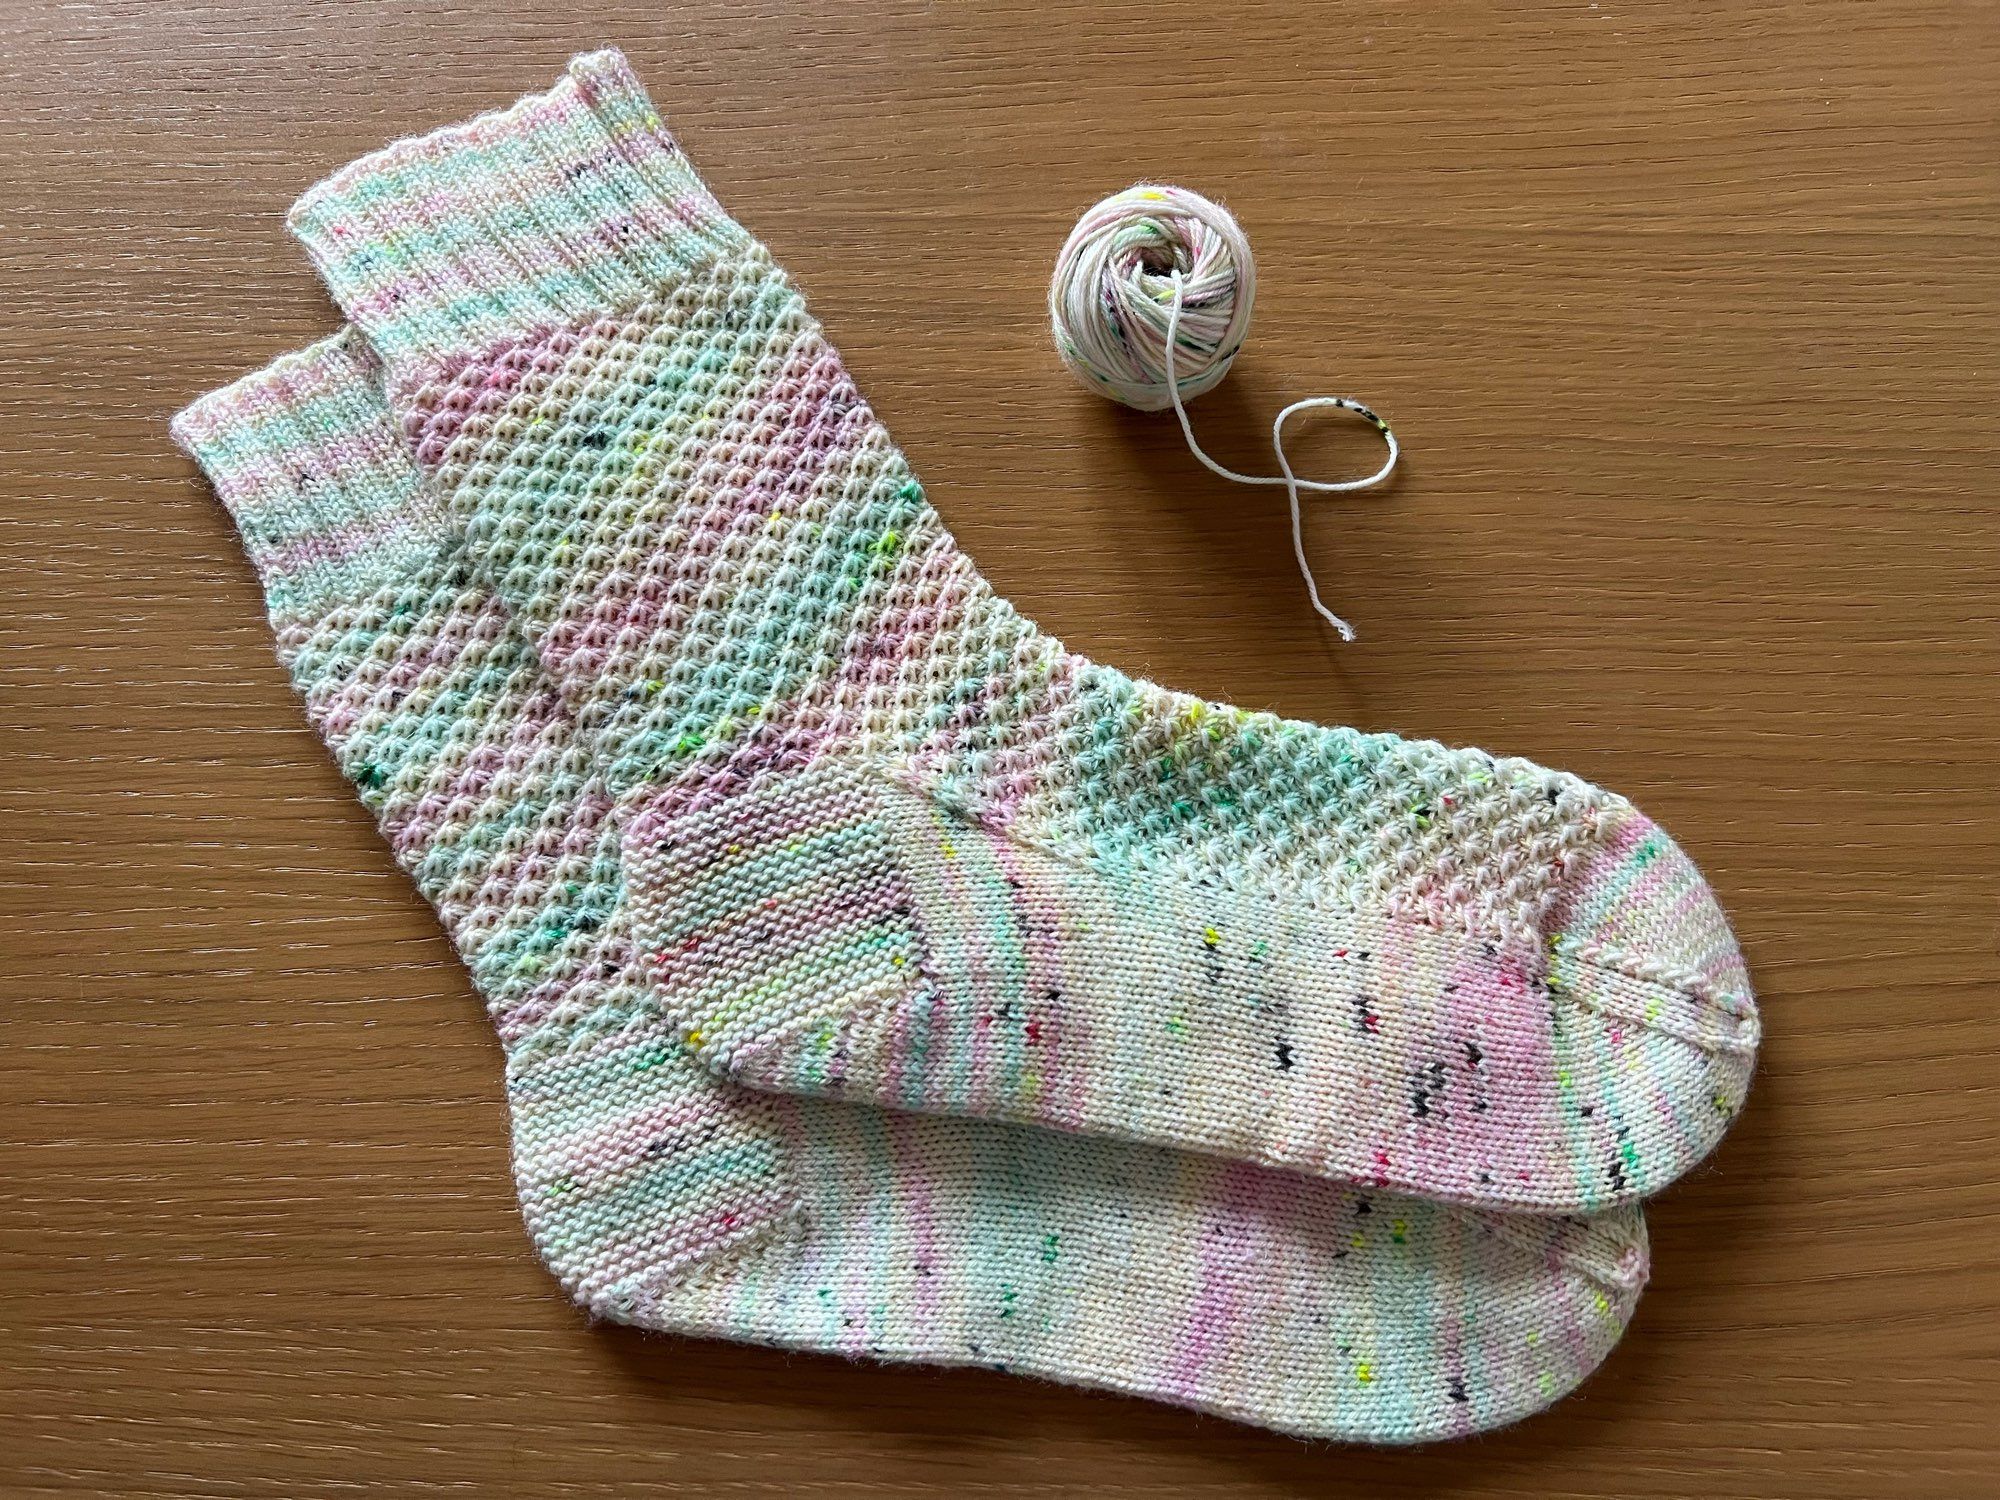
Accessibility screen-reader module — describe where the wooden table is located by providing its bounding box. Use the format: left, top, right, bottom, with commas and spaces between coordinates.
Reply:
5, 3, 1996, 1495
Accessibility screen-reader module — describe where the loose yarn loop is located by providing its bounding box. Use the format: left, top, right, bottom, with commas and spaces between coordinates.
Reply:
1050, 183, 1397, 641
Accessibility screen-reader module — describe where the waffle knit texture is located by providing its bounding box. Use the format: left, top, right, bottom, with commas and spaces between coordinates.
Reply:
286, 48, 1757, 1217
174, 331, 1650, 1443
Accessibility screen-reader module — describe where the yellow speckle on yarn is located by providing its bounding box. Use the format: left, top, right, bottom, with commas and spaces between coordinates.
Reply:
940, 840, 957, 859
1355, 1363, 1374, 1385
687, 1029, 705, 1046
1203, 926, 1221, 946
1139, 189, 1166, 200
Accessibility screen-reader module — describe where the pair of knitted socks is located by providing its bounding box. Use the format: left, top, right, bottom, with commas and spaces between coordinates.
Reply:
174, 50, 1757, 1443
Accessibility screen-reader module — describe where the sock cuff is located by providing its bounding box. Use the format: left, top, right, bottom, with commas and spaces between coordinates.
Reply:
171, 331, 449, 632
286, 49, 754, 390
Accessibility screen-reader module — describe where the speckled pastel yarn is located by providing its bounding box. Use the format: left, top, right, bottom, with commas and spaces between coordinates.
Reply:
1050, 183, 1256, 411
1048, 183, 1402, 637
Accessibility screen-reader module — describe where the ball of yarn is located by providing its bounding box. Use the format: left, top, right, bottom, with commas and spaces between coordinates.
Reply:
1048, 183, 1400, 641
1049, 184, 1257, 413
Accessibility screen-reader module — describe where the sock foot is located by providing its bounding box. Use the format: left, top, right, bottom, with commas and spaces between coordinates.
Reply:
627, 755, 1755, 1212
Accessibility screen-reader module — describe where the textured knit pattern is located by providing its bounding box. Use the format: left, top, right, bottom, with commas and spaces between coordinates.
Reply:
285, 49, 1758, 1215
175, 332, 1648, 1444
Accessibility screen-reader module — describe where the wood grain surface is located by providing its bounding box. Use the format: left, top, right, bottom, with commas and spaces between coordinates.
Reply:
4, 2, 1997, 1495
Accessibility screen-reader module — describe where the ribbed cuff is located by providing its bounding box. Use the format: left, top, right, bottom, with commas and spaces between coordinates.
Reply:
171, 332, 449, 632
286, 49, 751, 389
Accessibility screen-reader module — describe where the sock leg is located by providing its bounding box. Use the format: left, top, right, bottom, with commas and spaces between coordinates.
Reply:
172, 336, 803, 1304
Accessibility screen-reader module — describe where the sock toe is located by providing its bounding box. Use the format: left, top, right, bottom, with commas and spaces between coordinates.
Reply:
1544, 805, 1759, 1204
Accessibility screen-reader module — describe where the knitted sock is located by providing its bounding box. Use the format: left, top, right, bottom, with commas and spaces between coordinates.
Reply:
174, 333, 1648, 1443
285, 49, 1757, 1216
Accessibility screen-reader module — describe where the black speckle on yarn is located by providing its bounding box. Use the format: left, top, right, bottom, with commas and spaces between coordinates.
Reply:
1412, 1060, 1448, 1119
1276, 1041, 1296, 1071
1352, 993, 1380, 1035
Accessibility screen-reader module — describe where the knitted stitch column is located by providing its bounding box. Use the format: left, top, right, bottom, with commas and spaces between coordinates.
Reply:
175, 332, 1648, 1442
286, 49, 1757, 1215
